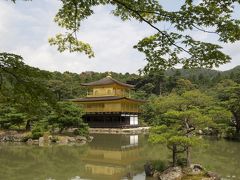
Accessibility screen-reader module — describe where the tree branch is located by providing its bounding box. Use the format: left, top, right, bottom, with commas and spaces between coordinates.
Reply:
192, 24, 218, 34
112, 0, 191, 55
113, 3, 219, 35
74, 0, 78, 39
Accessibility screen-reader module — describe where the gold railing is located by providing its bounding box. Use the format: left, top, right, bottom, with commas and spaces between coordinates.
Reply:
87, 92, 115, 97
87, 91, 130, 97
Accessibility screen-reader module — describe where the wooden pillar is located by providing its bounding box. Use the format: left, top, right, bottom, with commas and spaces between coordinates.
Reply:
103, 115, 105, 127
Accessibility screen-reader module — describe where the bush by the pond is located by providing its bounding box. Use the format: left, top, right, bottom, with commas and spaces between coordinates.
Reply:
151, 160, 168, 172
177, 157, 187, 167
73, 125, 89, 136
225, 127, 235, 137
21, 133, 32, 142
31, 127, 45, 139
225, 127, 240, 140
50, 136, 59, 143
48, 102, 88, 135
0, 123, 11, 130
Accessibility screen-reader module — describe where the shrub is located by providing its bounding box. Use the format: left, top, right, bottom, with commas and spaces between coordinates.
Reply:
50, 136, 59, 143
73, 125, 89, 136
177, 157, 187, 167
225, 126, 237, 139
31, 127, 44, 139
48, 102, 88, 134
21, 133, 32, 142
152, 160, 168, 172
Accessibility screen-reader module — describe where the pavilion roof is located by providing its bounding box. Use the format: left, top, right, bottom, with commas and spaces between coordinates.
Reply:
81, 76, 134, 89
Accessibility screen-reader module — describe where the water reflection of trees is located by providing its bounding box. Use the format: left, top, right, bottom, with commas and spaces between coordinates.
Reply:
0, 135, 146, 180
0, 137, 239, 179
0, 144, 89, 180
192, 138, 240, 178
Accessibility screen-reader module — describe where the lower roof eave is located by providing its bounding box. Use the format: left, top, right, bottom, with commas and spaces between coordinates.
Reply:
84, 112, 141, 115
69, 96, 145, 103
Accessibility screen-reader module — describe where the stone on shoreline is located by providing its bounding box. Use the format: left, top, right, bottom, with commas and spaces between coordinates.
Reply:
52, 135, 89, 145
39, 137, 44, 146
144, 162, 154, 177
188, 164, 205, 175
0, 131, 29, 142
89, 127, 150, 134
57, 136, 69, 145
0, 131, 92, 146
159, 167, 183, 180
87, 136, 94, 142
206, 171, 221, 180
67, 137, 76, 143
144, 162, 220, 180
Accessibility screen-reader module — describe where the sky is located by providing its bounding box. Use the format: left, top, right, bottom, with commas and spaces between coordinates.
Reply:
0, 0, 240, 74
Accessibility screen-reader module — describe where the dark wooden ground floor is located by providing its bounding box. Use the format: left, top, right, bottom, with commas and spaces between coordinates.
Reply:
83, 113, 139, 128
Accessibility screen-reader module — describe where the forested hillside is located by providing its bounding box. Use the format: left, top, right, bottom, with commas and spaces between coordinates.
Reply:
37, 65, 240, 100
1, 53, 240, 140
1, 56, 239, 102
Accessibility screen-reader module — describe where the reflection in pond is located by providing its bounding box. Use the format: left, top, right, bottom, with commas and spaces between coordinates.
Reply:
0, 134, 147, 180
0, 135, 240, 180
81, 134, 143, 180
192, 138, 240, 180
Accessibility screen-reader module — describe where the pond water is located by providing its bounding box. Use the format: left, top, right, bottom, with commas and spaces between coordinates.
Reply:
0, 134, 239, 180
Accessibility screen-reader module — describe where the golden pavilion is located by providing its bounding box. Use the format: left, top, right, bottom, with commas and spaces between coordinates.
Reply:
71, 75, 145, 128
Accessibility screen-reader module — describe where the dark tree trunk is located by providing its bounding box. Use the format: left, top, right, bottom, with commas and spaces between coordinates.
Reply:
233, 112, 240, 134
58, 92, 61, 101
184, 118, 191, 167
25, 120, 31, 131
172, 144, 177, 167
159, 80, 162, 96
236, 121, 240, 134
236, 115, 240, 134
186, 146, 191, 167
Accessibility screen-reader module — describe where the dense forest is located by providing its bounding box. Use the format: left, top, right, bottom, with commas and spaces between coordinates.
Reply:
1, 53, 240, 140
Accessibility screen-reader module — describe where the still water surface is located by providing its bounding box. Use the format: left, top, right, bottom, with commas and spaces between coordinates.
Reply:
0, 134, 239, 180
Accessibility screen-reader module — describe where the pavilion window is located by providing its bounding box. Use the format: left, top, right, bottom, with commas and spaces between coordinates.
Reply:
94, 90, 99, 96
107, 89, 112, 95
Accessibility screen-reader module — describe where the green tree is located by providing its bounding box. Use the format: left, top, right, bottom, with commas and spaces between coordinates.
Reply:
173, 78, 196, 94
146, 90, 217, 167
7, 113, 25, 130
166, 69, 182, 92
48, 102, 88, 134
0, 104, 26, 130
215, 80, 240, 135
0, 53, 55, 104
48, 80, 69, 101
207, 106, 232, 135
0, 53, 56, 130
